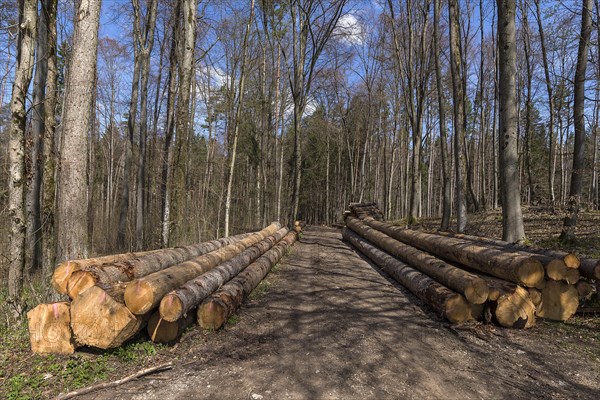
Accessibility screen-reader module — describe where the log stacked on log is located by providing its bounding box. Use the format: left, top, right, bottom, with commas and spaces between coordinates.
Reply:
28, 222, 297, 353
348, 202, 384, 221
344, 212, 594, 327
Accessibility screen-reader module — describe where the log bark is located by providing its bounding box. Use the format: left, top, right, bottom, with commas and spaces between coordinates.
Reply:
432, 231, 580, 269
343, 229, 474, 324
160, 227, 288, 321
125, 223, 281, 315
52, 250, 161, 295
147, 310, 195, 343
66, 233, 252, 298
198, 231, 297, 330
476, 274, 536, 328
580, 258, 600, 280
358, 218, 545, 288
70, 284, 147, 349
538, 280, 579, 321
27, 302, 75, 354
345, 218, 488, 304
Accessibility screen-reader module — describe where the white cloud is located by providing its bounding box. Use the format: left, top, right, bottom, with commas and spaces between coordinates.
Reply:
335, 13, 365, 46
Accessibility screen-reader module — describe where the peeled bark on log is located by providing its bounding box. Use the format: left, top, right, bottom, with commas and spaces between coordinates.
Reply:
52, 250, 161, 295
160, 227, 288, 321
538, 280, 579, 321
433, 231, 580, 269
70, 284, 147, 349
343, 229, 474, 324
358, 218, 545, 288
147, 310, 195, 343
27, 302, 75, 354
474, 274, 536, 328
198, 231, 297, 330
66, 233, 251, 299
125, 222, 281, 315
345, 218, 488, 304
579, 258, 600, 280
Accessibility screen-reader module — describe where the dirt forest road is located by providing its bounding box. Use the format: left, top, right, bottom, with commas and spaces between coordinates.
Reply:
83, 227, 599, 400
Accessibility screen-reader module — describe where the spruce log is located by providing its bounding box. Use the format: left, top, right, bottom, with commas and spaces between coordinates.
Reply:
345, 218, 488, 304
579, 258, 600, 280
433, 231, 580, 269
564, 269, 580, 285
198, 231, 297, 330
160, 227, 288, 321
538, 280, 579, 321
125, 222, 281, 315
357, 218, 545, 288
147, 310, 196, 343
343, 229, 474, 324
474, 275, 536, 328
70, 284, 147, 349
576, 280, 595, 301
27, 302, 75, 354
66, 233, 251, 299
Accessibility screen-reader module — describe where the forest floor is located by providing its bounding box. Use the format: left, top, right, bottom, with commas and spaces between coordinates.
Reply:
1, 210, 600, 399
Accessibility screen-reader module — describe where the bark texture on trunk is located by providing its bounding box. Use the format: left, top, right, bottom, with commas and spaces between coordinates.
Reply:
56, 0, 102, 263
497, 0, 525, 242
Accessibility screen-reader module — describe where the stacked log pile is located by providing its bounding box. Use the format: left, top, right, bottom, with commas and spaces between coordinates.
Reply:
344, 203, 598, 328
28, 222, 297, 353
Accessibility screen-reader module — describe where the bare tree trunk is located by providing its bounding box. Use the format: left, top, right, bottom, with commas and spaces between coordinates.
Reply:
7, 0, 37, 308
561, 0, 593, 241
497, 0, 525, 242
171, 0, 195, 243
521, 0, 535, 204
42, 0, 58, 283
26, 1, 49, 274
134, 0, 158, 250
533, 0, 556, 207
449, 0, 467, 232
56, 0, 102, 261
224, 0, 254, 236
434, 0, 451, 230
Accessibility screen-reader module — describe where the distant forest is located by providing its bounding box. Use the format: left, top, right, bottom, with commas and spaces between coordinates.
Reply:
0, 0, 598, 306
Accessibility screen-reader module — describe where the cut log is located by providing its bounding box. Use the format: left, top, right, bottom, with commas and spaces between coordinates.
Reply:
70, 284, 146, 349
545, 259, 568, 281
538, 280, 579, 321
473, 275, 536, 329
343, 229, 474, 324
527, 288, 543, 311
356, 217, 545, 288
66, 233, 251, 299
433, 231, 580, 269
125, 222, 281, 315
198, 231, 297, 330
345, 218, 488, 304
51, 250, 161, 295
147, 310, 196, 343
564, 269, 580, 285
576, 280, 595, 301
160, 227, 288, 321
27, 302, 75, 354
579, 258, 600, 280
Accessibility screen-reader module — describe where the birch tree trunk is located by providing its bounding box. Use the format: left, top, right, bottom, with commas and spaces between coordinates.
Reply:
7, 0, 37, 306
56, 0, 102, 262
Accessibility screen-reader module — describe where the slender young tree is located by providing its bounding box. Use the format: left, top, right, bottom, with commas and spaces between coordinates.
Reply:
497, 0, 525, 242
7, 0, 37, 308
560, 0, 593, 241
433, 0, 451, 230
56, 0, 102, 261
224, 0, 255, 237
